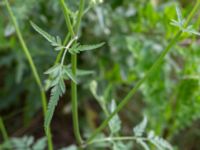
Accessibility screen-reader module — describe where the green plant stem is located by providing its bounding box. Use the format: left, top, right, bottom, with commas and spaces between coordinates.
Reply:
87, 136, 147, 146
59, 0, 75, 37
4, 0, 47, 113
71, 0, 85, 145
184, 0, 200, 27
55, 34, 70, 64
86, 31, 181, 143
75, 0, 85, 34
86, 0, 200, 144
61, 36, 78, 65
0, 117, 9, 142
4, 0, 53, 149
59, 0, 85, 145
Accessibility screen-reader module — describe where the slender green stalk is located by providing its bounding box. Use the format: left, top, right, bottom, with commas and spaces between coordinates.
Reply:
61, 36, 78, 65
59, 0, 85, 145
87, 136, 147, 146
71, 0, 85, 145
59, 0, 75, 37
4, 0, 53, 149
86, 31, 181, 143
0, 117, 9, 142
184, 0, 200, 27
86, 0, 200, 144
4, 0, 47, 113
75, 0, 85, 34
55, 34, 70, 64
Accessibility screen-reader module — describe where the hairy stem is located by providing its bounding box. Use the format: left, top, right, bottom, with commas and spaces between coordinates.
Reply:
86, 0, 200, 144
71, 0, 85, 145
55, 34, 70, 64
0, 117, 9, 142
61, 36, 78, 65
59, 0, 85, 145
4, 0, 53, 149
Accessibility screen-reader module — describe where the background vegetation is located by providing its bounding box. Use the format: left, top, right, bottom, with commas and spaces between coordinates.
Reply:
0, 0, 200, 149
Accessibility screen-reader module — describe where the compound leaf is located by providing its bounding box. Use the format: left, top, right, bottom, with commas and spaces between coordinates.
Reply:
69, 42, 105, 54
30, 21, 64, 51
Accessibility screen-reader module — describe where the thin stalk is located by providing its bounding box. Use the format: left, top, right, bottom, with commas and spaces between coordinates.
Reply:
4, 0, 53, 149
86, 31, 181, 143
5, 0, 48, 113
55, 34, 70, 64
59, 0, 75, 37
75, 0, 85, 34
59, 0, 85, 145
184, 0, 200, 27
61, 36, 78, 65
4, 0, 47, 113
0, 117, 9, 142
71, 0, 85, 145
87, 136, 147, 146
86, 0, 200, 144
